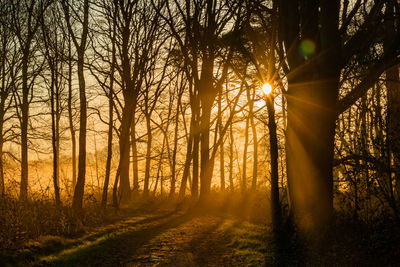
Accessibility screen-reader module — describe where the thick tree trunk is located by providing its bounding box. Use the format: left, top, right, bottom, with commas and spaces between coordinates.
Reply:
117, 102, 134, 202
286, 79, 337, 232
385, 0, 400, 201
280, 0, 340, 233
199, 99, 214, 200
72, 51, 88, 218
198, 60, 217, 201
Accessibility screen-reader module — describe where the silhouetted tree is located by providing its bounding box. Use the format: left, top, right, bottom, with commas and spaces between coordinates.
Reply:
0, 2, 19, 195
41, 3, 67, 206
277, 0, 400, 234
11, 0, 52, 201
61, 0, 89, 219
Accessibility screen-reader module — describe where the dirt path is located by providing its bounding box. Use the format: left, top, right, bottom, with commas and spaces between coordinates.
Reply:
30, 209, 267, 266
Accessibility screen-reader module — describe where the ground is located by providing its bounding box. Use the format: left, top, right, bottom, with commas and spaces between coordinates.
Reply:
4, 196, 399, 266
2, 201, 269, 267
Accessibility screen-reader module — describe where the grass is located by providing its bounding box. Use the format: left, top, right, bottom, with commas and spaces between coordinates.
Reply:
3, 192, 400, 266
217, 219, 268, 266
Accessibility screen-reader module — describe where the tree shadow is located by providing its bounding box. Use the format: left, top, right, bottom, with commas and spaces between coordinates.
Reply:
3, 210, 179, 266
36, 210, 196, 266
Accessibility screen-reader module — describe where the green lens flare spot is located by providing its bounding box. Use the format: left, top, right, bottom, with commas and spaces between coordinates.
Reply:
299, 39, 316, 59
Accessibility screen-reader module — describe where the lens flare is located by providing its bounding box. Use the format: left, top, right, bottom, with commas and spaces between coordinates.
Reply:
299, 39, 316, 59
262, 82, 272, 95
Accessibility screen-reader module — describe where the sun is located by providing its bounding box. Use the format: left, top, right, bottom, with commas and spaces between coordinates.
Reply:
262, 82, 272, 95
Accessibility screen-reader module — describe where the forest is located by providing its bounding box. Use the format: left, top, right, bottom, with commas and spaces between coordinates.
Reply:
0, 0, 400, 266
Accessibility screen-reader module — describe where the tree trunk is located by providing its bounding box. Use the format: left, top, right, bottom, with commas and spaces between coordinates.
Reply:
101, 19, 115, 208
101, 86, 113, 209
117, 102, 134, 202
199, 98, 214, 200
178, 112, 194, 198
19, 48, 30, 201
218, 90, 225, 192
280, 0, 340, 233
143, 114, 152, 198
229, 120, 234, 192
72, 50, 88, 218
266, 95, 281, 231
93, 129, 100, 189
242, 116, 249, 193
51, 76, 61, 206
286, 79, 337, 233
131, 115, 139, 196
154, 134, 166, 196
0, 108, 4, 196
385, 0, 400, 201
0, 56, 5, 195
250, 88, 258, 191
170, 95, 181, 198
192, 101, 200, 198
67, 40, 77, 191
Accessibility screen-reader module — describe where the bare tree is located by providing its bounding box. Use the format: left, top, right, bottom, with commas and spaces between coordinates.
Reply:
41, 3, 67, 206
61, 0, 89, 219
11, 0, 52, 200
66, 34, 77, 191
157, 0, 243, 201
141, 49, 170, 198
0, 2, 20, 195
105, 0, 166, 204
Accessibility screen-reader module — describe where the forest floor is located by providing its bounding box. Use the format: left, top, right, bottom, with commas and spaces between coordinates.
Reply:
2, 197, 271, 266
3, 195, 400, 266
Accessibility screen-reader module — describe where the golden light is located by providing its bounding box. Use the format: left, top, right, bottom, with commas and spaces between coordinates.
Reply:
262, 82, 272, 96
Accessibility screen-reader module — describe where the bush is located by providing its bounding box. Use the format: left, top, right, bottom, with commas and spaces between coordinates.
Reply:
0, 194, 105, 253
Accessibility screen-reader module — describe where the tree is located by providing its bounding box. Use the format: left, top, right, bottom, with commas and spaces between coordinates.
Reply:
276, 0, 400, 234
41, 3, 67, 206
0, 2, 19, 195
108, 0, 164, 204
11, 0, 51, 201
87, 0, 119, 210
61, 0, 89, 219
384, 0, 400, 198
141, 48, 170, 198
157, 0, 242, 201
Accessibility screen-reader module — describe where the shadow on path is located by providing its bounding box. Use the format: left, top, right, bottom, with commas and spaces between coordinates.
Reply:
36, 210, 194, 267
